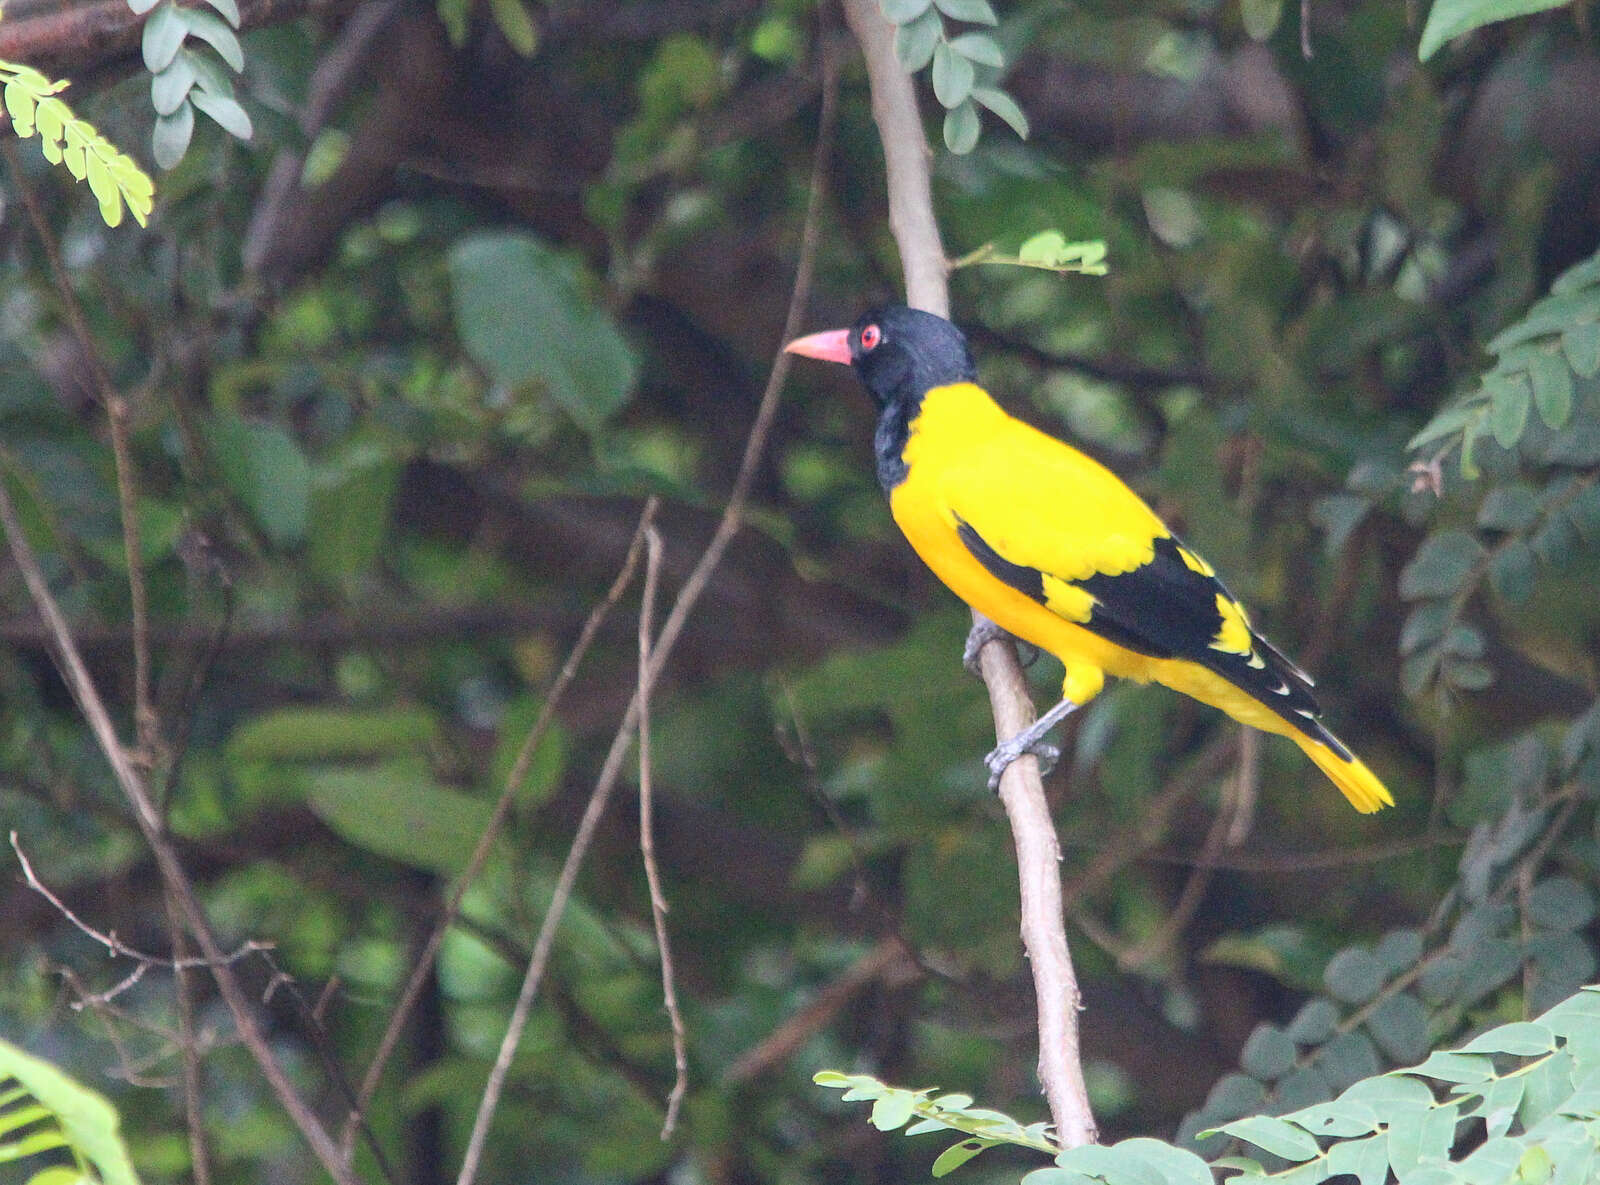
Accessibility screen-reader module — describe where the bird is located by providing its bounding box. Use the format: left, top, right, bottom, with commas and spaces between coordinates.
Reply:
784, 305, 1392, 813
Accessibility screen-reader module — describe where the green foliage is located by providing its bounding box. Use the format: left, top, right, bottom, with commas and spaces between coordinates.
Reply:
1408, 248, 1600, 479
0, 62, 154, 227
1417, 0, 1570, 60
447, 231, 638, 432
878, 0, 1028, 153
134, 0, 251, 167
0, 1038, 141, 1185
952, 233, 1110, 277
1205, 988, 1600, 1183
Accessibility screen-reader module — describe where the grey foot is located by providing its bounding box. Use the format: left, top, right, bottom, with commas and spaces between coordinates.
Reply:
963, 619, 1041, 676
983, 697, 1080, 790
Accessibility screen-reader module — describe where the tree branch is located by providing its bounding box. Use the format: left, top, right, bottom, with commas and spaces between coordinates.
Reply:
837, 0, 1097, 1146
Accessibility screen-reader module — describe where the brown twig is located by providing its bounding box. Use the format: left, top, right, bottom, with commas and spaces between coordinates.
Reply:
454, 49, 841, 1184
636, 526, 689, 1138
341, 496, 660, 1160
723, 936, 920, 1084
163, 888, 214, 1185
2, 142, 155, 755
838, 0, 1097, 1144
0, 487, 357, 1184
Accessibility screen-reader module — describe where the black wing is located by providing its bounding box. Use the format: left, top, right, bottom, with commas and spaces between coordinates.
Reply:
956, 521, 1346, 754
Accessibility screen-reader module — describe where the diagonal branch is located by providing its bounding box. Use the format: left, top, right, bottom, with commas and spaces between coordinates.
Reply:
837, 0, 1097, 1146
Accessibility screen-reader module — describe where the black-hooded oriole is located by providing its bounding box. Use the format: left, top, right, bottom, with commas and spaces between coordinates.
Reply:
785, 305, 1392, 813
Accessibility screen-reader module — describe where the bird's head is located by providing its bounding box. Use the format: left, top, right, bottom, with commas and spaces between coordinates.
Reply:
784, 305, 976, 410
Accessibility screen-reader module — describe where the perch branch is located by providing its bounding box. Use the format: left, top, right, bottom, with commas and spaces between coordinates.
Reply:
838, 0, 1097, 1145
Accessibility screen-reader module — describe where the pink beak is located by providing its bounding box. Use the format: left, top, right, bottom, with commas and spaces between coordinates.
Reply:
783, 327, 853, 365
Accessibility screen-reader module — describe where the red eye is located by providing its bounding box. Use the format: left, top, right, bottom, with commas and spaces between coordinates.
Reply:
859, 324, 881, 351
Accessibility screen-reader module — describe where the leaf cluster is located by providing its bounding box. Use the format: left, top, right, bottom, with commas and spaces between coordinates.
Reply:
878, 0, 1028, 152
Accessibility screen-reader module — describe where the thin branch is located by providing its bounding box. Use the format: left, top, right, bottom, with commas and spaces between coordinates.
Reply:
723, 937, 919, 1084
838, 0, 1097, 1146
454, 49, 841, 1185
342, 496, 661, 1159
10, 833, 273, 971
3, 142, 155, 755
0, 487, 356, 1184
637, 526, 689, 1139
163, 888, 214, 1185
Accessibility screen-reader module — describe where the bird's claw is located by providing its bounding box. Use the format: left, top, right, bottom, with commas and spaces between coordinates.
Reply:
963, 620, 1041, 676
985, 738, 1061, 791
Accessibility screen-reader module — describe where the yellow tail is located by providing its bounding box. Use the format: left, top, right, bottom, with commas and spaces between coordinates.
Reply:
1293, 733, 1394, 814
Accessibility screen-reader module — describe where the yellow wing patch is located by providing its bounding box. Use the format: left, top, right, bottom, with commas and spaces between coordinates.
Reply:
1041, 575, 1096, 624
1211, 593, 1255, 658
1177, 546, 1215, 577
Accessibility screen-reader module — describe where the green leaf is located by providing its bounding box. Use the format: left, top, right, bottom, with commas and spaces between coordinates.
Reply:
1285, 998, 1340, 1045
1240, 1024, 1296, 1081
1526, 348, 1575, 429
1459, 1021, 1556, 1056
175, 6, 245, 71
1313, 493, 1370, 556
1518, 1049, 1574, 1128
304, 761, 494, 876
1564, 483, 1600, 539
930, 1139, 993, 1177
870, 1091, 916, 1131
0, 1040, 140, 1185
1324, 1134, 1390, 1185
1561, 322, 1600, 377
488, 0, 539, 55
1209, 1116, 1320, 1162
1447, 659, 1494, 691
1319, 1031, 1383, 1091
1551, 249, 1600, 294
931, 40, 974, 107
152, 101, 195, 170
971, 86, 1029, 139
1400, 600, 1452, 656
448, 231, 637, 431
1407, 1050, 1494, 1084
1417, 0, 1568, 58
307, 439, 403, 585
943, 99, 980, 153
1240, 0, 1284, 40
1478, 483, 1539, 531
1399, 530, 1484, 599
210, 411, 310, 546
1527, 878, 1598, 931
948, 31, 1004, 66
226, 706, 440, 765
1407, 401, 1480, 450
933, 0, 998, 24
1324, 947, 1385, 1004
1366, 993, 1430, 1064
1489, 540, 1536, 605
1488, 286, 1600, 354
141, 2, 188, 72
1107, 1139, 1213, 1185
188, 86, 252, 139
1539, 987, 1600, 1038
880, 0, 933, 22
203, 0, 241, 27
1281, 1099, 1381, 1138
1488, 371, 1532, 448
150, 54, 196, 116
894, 8, 942, 70
1374, 929, 1425, 975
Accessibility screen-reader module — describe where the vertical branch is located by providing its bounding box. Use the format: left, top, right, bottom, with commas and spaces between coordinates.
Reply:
0, 479, 357, 1185
455, 53, 842, 1185
2, 142, 156, 754
162, 888, 214, 1185
636, 526, 689, 1138
837, 0, 1097, 1145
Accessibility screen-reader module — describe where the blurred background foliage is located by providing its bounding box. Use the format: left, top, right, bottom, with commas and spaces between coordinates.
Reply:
3, 0, 1600, 1181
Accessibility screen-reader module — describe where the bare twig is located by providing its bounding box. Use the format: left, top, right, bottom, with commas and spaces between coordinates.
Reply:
455, 50, 841, 1185
3, 142, 155, 755
0, 485, 356, 1184
636, 527, 689, 1138
163, 888, 214, 1185
838, 0, 1097, 1146
342, 496, 661, 1159
723, 937, 920, 1084
10, 833, 274, 971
